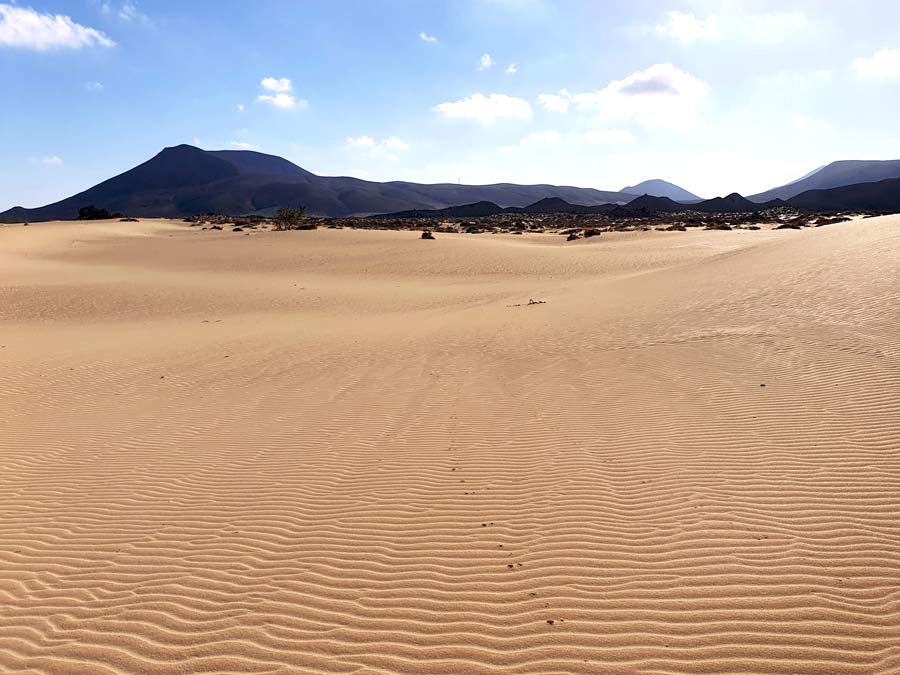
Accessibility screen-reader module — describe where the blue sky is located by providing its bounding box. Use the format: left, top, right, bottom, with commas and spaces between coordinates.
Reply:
3, 0, 900, 209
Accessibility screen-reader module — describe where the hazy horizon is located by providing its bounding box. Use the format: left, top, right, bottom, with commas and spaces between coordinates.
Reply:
4, 0, 900, 210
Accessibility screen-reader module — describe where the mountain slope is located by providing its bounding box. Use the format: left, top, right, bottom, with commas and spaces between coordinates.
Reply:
750, 159, 900, 202
620, 179, 702, 201
787, 177, 900, 211
0, 145, 636, 222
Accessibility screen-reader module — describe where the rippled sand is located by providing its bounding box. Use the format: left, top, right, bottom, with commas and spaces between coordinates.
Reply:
2, 218, 900, 674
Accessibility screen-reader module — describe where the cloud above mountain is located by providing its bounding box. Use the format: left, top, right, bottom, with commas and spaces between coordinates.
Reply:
432, 93, 532, 124
571, 63, 710, 131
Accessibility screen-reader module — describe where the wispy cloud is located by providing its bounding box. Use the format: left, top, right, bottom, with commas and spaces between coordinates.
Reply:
100, 1, 150, 25
0, 4, 115, 50
419, 31, 437, 44
84, 81, 104, 92
478, 53, 494, 70
237, 103, 245, 112
853, 48, 900, 79
432, 92, 532, 125
506, 63, 517, 74
30, 155, 64, 166
347, 135, 410, 161
230, 141, 257, 150
651, 9, 809, 45
653, 10, 721, 45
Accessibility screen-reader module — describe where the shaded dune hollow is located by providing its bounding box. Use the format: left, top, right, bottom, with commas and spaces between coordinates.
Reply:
2, 217, 900, 674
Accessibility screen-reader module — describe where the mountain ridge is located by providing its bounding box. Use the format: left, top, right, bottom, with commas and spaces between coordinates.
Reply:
749, 159, 900, 202
620, 179, 702, 202
5, 146, 900, 222
0, 145, 637, 222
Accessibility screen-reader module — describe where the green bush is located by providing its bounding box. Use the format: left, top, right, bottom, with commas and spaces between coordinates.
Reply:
272, 206, 315, 231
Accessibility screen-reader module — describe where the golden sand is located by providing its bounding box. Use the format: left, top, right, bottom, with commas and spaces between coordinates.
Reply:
2, 218, 899, 674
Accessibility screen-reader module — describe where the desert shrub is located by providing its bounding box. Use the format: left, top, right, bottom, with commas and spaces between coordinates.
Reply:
272, 206, 315, 231
78, 205, 122, 220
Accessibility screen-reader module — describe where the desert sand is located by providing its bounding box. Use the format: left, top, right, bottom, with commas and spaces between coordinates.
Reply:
2, 217, 899, 674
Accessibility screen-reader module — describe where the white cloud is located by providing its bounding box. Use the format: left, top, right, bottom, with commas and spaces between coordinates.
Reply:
237, 103, 245, 112
654, 10, 721, 45
0, 4, 115, 50
347, 135, 376, 148
572, 63, 710, 131
538, 89, 571, 113
506, 63, 517, 74
419, 31, 437, 43
258, 93, 304, 108
84, 81, 104, 92
347, 135, 410, 161
651, 9, 808, 45
432, 93, 532, 125
257, 77, 305, 109
853, 48, 900, 79
230, 141, 257, 150
192, 137, 203, 147
479, 53, 494, 70
261, 77, 293, 93
582, 128, 634, 145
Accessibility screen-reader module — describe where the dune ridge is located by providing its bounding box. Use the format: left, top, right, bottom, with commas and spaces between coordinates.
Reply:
2, 218, 899, 674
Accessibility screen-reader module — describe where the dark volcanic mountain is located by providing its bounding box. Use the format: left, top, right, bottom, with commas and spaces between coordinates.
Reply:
0, 145, 636, 222
371, 177, 900, 219
613, 195, 683, 214
786, 177, 900, 212
378, 197, 618, 219
613, 193, 768, 215
749, 159, 900, 202
694, 192, 765, 213
380, 201, 506, 219
620, 179, 701, 202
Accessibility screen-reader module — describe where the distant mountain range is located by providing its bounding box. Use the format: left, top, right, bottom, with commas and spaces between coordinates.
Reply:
0, 145, 637, 222
749, 159, 900, 202
2, 147, 900, 223
381, 179, 900, 219
375, 197, 620, 219
620, 179, 702, 202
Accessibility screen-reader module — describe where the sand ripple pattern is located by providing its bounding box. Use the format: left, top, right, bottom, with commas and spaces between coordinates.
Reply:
2, 218, 900, 674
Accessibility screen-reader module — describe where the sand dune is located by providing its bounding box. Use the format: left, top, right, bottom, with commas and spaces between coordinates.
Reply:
2, 218, 899, 674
